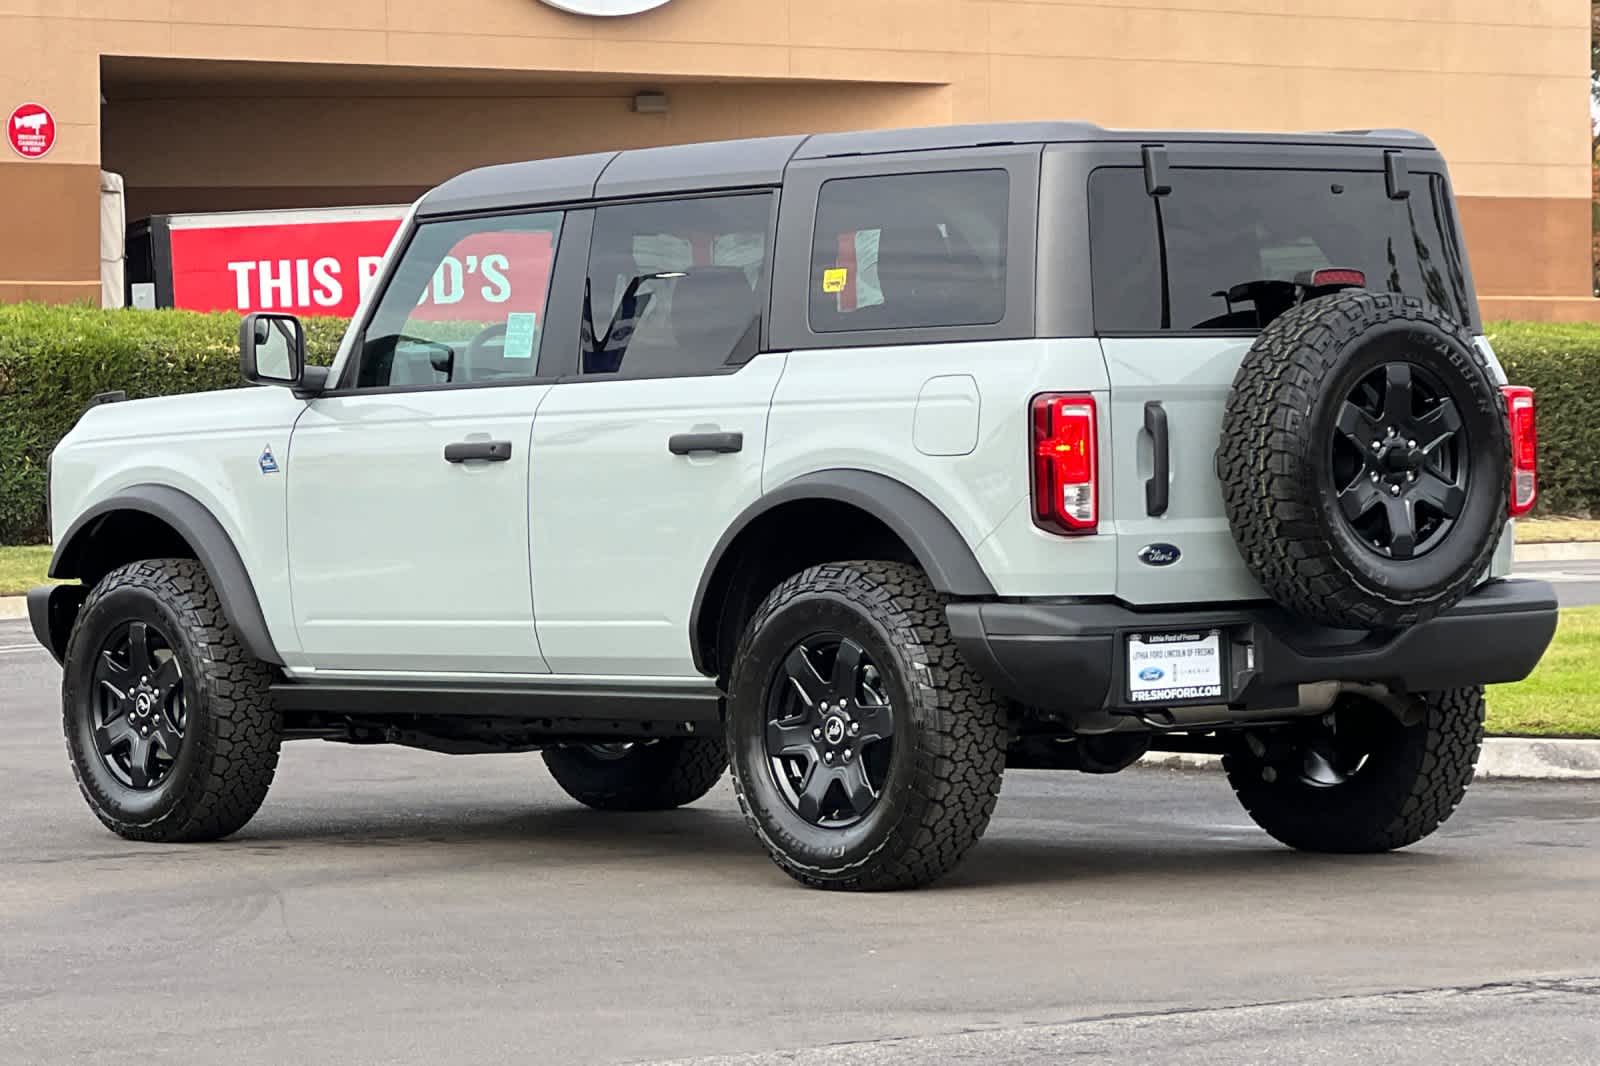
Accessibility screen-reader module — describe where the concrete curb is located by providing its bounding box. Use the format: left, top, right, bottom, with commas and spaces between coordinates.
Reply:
0, 596, 26, 621
1141, 737, 1600, 780
1513, 540, 1600, 563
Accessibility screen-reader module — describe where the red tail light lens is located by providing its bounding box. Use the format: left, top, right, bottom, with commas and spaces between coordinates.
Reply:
1502, 385, 1536, 516
1031, 394, 1098, 534
1309, 268, 1365, 287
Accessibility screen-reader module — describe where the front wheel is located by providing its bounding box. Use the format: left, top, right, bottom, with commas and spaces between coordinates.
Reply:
726, 561, 1007, 891
1222, 687, 1485, 853
62, 559, 282, 842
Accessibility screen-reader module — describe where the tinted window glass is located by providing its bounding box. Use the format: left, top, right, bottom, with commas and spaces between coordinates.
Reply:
809, 170, 1008, 333
355, 211, 562, 389
582, 194, 770, 378
1089, 168, 1471, 332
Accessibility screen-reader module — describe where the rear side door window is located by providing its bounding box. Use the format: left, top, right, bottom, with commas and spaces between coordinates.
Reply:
352, 210, 563, 389
808, 170, 1009, 333
581, 194, 772, 379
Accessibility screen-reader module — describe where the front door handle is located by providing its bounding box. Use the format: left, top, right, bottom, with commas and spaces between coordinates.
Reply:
444, 440, 513, 464
668, 431, 743, 456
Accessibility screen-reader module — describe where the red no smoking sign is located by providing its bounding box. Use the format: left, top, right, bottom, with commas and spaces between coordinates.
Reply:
7, 102, 56, 160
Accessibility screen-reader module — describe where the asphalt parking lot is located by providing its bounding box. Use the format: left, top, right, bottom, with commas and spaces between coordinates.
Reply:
3, 615, 1598, 1065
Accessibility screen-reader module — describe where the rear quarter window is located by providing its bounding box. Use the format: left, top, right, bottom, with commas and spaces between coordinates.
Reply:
809, 169, 1009, 333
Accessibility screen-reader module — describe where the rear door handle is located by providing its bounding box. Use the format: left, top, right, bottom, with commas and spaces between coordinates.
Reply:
1144, 401, 1169, 517
668, 431, 743, 456
444, 440, 513, 463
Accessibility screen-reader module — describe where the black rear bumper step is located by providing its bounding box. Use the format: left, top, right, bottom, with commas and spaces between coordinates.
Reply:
948, 578, 1557, 730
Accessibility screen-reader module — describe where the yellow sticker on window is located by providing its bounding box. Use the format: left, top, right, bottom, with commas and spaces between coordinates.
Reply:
822, 268, 849, 294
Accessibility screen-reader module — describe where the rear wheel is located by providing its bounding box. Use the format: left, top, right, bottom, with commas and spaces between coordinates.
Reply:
1222, 687, 1485, 853
543, 738, 725, 811
63, 559, 282, 842
726, 561, 1007, 891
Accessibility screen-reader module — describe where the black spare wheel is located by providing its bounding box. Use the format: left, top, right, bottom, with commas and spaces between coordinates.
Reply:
1219, 292, 1510, 629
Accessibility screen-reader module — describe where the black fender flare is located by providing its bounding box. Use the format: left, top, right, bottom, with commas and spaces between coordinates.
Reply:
50, 484, 285, 665
689, 469, 996, 674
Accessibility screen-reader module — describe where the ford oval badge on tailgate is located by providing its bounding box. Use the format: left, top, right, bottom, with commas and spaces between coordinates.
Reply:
1138, 543, 1181, 567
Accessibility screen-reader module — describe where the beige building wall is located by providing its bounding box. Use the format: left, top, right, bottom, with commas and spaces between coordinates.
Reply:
0, 0, 1591, 316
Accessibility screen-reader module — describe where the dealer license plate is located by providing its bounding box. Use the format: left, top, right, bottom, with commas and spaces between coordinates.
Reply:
1126, 630, 1224, 704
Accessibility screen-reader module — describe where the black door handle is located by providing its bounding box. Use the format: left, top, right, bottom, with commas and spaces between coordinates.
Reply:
1144, 401, 1169, 517
444, 440, 513, 463
668, 431, 743, 456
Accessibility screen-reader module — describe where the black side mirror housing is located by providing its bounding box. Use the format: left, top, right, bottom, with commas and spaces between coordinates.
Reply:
240, 312, 320, 394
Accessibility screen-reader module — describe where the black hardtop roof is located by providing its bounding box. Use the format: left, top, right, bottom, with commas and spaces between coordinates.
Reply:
417, 121, 1436, 217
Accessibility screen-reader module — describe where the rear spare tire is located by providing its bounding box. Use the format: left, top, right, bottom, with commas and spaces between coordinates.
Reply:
1219, 292, 1509, 629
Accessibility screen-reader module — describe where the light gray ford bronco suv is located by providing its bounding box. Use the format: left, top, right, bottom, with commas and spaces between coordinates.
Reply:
32, 122, 1558, 890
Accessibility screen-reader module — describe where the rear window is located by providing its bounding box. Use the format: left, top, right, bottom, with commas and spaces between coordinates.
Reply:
809, 170, 1009, 333
1088, 168, 1472, 332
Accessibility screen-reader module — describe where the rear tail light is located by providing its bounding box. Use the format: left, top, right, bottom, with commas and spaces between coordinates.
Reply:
1502, 385, 1537, 517
1031, 394, 1098, 534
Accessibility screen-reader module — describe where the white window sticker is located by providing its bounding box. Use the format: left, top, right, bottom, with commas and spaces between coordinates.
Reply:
504, 312, 538, 360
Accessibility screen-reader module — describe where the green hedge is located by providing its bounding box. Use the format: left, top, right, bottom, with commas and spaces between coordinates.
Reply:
0, 305, 348, 544
2, 305, 1599, 544
1484, 321, 1600, 517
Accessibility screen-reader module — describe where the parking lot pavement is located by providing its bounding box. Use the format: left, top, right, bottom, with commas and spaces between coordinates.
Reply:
3, 622, 1599, 1066
1514, 558, 1600, 607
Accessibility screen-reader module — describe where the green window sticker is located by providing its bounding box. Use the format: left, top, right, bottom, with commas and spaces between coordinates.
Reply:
504, 312, 539, 360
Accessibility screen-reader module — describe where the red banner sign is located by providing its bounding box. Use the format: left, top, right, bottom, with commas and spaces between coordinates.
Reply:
168, 215, 555, 320
170, 217, 405, 318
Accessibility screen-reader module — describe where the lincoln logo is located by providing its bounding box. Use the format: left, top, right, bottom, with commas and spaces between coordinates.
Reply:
539, 0, 673, 14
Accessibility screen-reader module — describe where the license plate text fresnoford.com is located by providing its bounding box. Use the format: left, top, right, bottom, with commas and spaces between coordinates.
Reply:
1126, 631, 1224, 703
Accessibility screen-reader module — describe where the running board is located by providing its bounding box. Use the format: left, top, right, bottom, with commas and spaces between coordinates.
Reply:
270, 678, 724, 724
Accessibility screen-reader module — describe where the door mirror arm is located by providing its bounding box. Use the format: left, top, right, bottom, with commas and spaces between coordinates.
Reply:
293, 365, 331, 399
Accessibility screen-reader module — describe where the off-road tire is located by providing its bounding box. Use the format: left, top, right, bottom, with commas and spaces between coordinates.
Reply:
725, 561, 1007, 891
1222, 687, 1485, 853
1218, 292, 1509, 629
63, 558, 282, 842
543, 738, 726, 811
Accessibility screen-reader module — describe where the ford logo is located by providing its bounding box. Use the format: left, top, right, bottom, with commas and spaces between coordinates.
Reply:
1138, 666, 1166, 682
1138, 543, 1182, 567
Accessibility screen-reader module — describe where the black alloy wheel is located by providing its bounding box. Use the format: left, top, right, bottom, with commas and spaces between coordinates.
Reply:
1330, 361, 1468, 560
63, 558, 282, 842
726, 561, 1007, 891
1219, 291, 1509, 629
763, 635, 895, 828
1222, 688, 1486, 854
89, 620, 187, 790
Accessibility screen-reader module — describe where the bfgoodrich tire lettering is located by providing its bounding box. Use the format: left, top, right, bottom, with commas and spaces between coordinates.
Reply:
62, 559, 282, 842
726, 561, 1007, 891
1218, 292, 1509, 629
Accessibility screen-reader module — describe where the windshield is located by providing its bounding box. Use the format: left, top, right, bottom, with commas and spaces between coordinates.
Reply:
1088, 167, 1473, 332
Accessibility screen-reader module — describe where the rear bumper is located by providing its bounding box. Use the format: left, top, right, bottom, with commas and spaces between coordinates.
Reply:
28, 584, 86, 666
948, 579, 1558, 730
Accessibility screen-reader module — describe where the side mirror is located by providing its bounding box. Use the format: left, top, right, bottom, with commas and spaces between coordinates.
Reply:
240, 312, 307, 387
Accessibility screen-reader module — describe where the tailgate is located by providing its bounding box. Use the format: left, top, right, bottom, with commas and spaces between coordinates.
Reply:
1101, 336, 1265, 606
